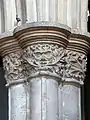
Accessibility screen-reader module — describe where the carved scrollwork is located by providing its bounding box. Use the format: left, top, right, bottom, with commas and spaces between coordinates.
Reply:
65, 50, 87, 82
3, 52, 25, 84
22, 44, 66, 77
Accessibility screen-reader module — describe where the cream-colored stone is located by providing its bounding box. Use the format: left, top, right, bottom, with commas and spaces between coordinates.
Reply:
3, 0, 16, 31
15, 0, 22, 23
58, 0, 64, 24
9, 83, 30, 120
81, 0, 88, 32
0, 3, 89, 118
26, 0, 37, 22
58, 83, 81, 120
0, 0, 5, 33
0, 0, 88, 32
30, 77, 58, 120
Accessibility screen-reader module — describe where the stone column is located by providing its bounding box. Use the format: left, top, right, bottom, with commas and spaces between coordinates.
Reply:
0, 33, 30, 120
3, 0, 16, 31
5, 0, 87, 32
59, 32, 90, 120
14, 23, 69, 120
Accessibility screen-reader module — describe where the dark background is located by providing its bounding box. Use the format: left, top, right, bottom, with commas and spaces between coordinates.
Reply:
0, 2, 90, 120
0, 58, 8, 120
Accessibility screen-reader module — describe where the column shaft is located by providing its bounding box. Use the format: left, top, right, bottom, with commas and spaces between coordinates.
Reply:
30, 77, 58, 120
3, 52, 30, 120
59, 83, 81, 120
15, 25, 69, 120
58, 35, 89, 120
0, 35, 31, 120
9, 83, 30, 120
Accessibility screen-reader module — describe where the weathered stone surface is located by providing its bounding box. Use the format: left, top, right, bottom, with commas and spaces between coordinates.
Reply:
30, 77, 58, 120
9, 83, 30, 120
59, 83, 81, 120
0, 12, 89, 120
65, 50, 87, 84
0, 0, 88, 33
3, 52, 25, 85
23, 44, 65, 78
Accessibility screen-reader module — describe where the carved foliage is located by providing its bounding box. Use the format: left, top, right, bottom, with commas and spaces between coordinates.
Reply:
3, 53, 25, 84
65, 50, 87, 82
23, 44, 66, 77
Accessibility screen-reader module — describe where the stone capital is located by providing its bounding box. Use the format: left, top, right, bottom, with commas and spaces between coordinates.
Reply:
14, 24, 69, 79
64, 33, 90, 85
0, 23, 90, 85
0, 33, 26, 86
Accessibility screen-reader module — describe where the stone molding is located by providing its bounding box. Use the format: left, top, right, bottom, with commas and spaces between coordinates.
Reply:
0, 36, 21, 57
15, 25, 69, 79
0, 0, 88, 32
15, 27, 69, 49
0, 23, 89, 85
0, 34, 26, 86
63, 34, 89, 85
64, 50, 87, 85
22, 43, 66, 78
3, 52, 26, 86
68, 33, 90, 55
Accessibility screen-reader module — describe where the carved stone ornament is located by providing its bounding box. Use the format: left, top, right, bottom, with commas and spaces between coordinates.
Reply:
22, 43, 66, 78
3, 52, 25, 84
65, 50, 87, 82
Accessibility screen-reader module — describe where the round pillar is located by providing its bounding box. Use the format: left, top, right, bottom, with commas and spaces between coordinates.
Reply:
0, 34, 30, 120
59, 32, 90, 120
14, 23, 69, 120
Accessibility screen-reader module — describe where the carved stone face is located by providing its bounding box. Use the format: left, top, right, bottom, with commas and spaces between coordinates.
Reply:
32, 44, 52, 66
33, 51, 52, 66
23, 44, 64, 68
